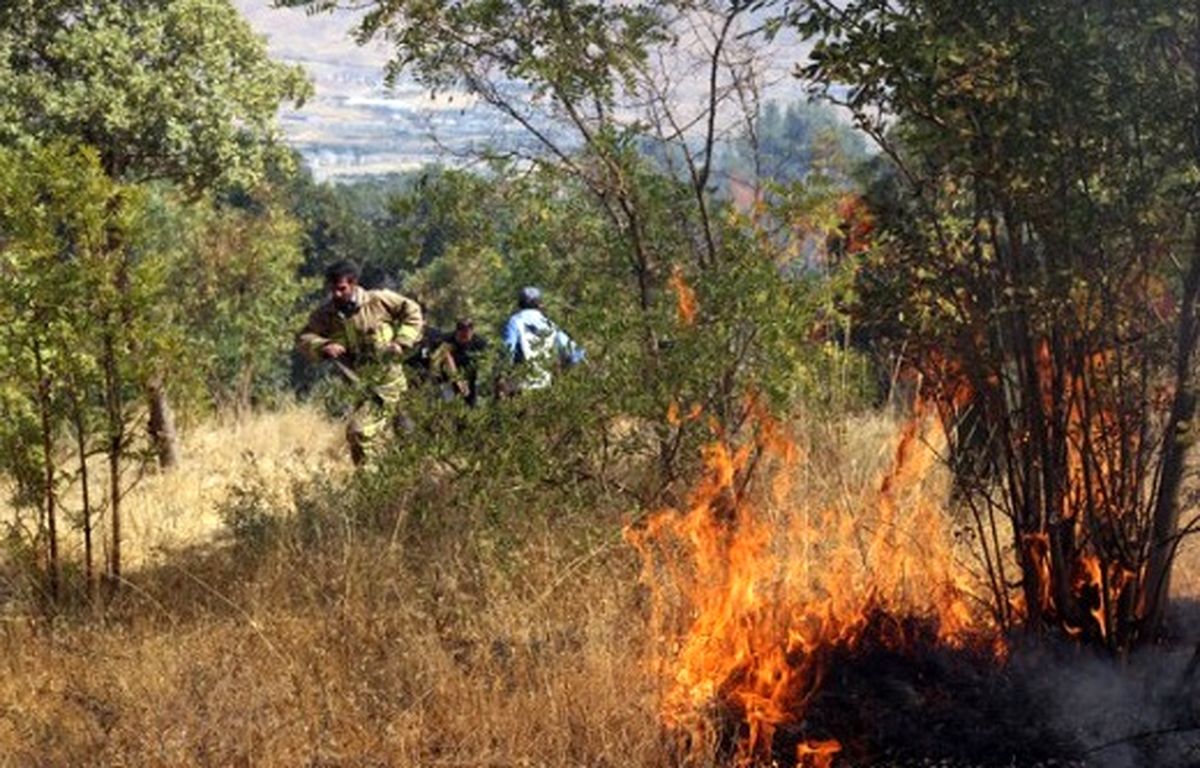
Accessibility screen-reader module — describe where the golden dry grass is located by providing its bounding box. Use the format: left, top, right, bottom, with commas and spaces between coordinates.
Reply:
0, 405, 665, 766
119, 406, 349, 566
0, 536, 658, 766
1, 405, 349, 571
1171, 536, 1200, 601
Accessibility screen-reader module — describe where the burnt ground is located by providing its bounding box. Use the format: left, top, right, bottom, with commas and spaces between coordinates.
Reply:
777, 611, 1074, 767
713, 608, 1200, 768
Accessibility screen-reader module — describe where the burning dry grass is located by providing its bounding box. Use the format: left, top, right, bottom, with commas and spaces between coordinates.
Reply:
628, 407, 1004, 766
0, 408, 1197, 765
630, 407, 1200, 766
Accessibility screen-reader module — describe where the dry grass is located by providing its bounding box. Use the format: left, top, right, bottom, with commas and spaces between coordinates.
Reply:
0, 405, 664, 767
1, 408, 1198, 766
1172, 537, 1200, 604
119, 406, 349, 566
0, 535, 658, 766
1, 405, 348, 571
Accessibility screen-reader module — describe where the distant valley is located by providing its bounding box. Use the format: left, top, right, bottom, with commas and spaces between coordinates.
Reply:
234, 0, 528, 179
233, 0, 814, 181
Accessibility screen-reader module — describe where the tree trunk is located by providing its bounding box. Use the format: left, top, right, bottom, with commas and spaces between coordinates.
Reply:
1145, 0, 1200, 639
33, 340, 60, 603
103, 330, 123, 589
1143, 227, 1200, 636
70, 392, 97, 605
103, 197, 131, 590
148, 377, 179, 469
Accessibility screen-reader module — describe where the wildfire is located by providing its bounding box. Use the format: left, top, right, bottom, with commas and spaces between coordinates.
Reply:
796, 739, 841, 768
627, 407, 995, 765
1020, 339, 1141, 641
914, 335, 1146, 645
667, 399, 704, 427
669, 264, 698, 326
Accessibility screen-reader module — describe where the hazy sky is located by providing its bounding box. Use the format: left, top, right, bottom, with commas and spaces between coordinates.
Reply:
232, 1, 387, 69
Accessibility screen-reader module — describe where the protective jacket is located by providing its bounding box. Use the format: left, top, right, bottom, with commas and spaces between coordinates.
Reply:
297, 286, 423, 368
297, 286, 423, 466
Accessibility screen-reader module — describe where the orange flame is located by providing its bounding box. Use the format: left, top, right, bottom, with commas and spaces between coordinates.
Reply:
915, 334, 1146, 645
1022, 533, 1054, 616
1074, 555, 1107, 640
1011, 338, 1141, 640
797, 739, 842, 768
628, 406, 994, 764
669, 264, 698, 326
835, 194, 874, 258
667, 399, 704, 427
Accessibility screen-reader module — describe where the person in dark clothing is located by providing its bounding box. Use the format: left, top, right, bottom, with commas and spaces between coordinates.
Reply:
403, 323, 449, 384
430, 317, 490, 407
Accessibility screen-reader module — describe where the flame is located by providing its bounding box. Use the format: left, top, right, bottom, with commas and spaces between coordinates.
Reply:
1016, 339, 1141, 639
1074, 555, 1107, 640
796, 739, 841, 768
628, 406, 994, 764
835, 194, 874, 258
669, 265, 698, 326
1022, 533, 1054, 616
914, 335, 1145, 644
667, 399, 704, 427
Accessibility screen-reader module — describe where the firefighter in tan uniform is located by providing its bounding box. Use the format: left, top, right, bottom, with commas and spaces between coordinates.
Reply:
297, 260, 423, 466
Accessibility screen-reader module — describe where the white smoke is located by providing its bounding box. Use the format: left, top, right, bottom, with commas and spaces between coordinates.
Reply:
1013, 605, 1200, 768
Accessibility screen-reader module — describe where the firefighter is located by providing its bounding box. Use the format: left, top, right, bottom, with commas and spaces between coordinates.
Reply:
297, 259, 423, 466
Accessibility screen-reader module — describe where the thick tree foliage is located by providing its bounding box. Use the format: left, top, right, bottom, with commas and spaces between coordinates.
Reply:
279, 0, 869, 495
0, 1, 312, 600
0, 144, 171, 598
0, 0, 311, 190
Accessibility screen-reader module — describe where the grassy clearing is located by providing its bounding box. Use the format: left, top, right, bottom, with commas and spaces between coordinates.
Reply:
0, 532, 657, 766
0, 405, 663, 766
1, 405, 347, 572
118, 405, 349, 565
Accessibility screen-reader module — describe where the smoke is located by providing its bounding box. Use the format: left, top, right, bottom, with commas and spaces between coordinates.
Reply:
1013, 604, 1200, 768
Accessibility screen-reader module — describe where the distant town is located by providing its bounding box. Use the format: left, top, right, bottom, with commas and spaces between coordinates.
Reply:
233, 0, 813, 181
234, 1, 541, 179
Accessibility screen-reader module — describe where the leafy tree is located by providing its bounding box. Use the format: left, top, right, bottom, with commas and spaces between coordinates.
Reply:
0, 0, 311, 191
792, 0, 1200, 647
281, 0, 866, 495
276, 160, 435, 287
386, 167, 511, 328
0, 0, 312, 467
718, 99, 869, 189
139, 188, 312, 412
0, 143, 167, 598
